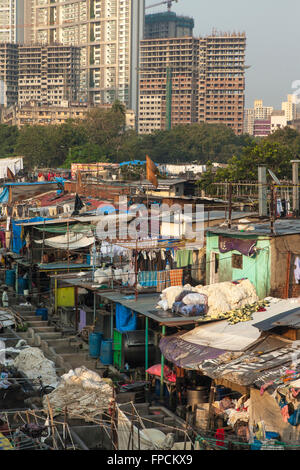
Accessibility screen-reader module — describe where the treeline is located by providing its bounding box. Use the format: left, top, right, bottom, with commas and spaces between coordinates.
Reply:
0, 101, 254, 169
198, 126, 300, 191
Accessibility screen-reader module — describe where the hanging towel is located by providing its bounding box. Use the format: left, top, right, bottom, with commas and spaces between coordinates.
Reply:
175, 250, 193, 268
138, 271, 157, 288
169, 269, 183, 287
78, 309, 86, 332
157, 271, 171, 292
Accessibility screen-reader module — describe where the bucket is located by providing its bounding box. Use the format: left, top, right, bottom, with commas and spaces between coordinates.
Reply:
100, 339, 113, 365
155, 379, 169, 397
187, 387, 209, 408
36, 308, 48, 321
17, 278, 29, 295
89, 332, 103, 358
5, 270, 15, 287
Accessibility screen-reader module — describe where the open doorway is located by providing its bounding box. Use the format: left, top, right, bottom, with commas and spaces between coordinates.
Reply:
210, 251, 220, 284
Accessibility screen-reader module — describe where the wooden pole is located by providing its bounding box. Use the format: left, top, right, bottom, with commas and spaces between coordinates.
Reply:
54, 271, 58, 315
75, 286, 79, 332
67, 221, 70, 273
134, 239, 138, 301
228, 183, 232, 229
285, 252, 291, 299
145, 316, 149, 380
207, 381, 216, 432
270, 185, 275, 235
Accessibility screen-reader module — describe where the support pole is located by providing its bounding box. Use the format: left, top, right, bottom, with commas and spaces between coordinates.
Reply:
110, 302, 114, 339
145, 316, 149, 380
291, 160, 300, 215
227, 182, 232, 229
258, 166, 267, 217
54, 271, 58, 315
270, 185, 276, 235
160, 324, 166, 400
75, 286, 78, 332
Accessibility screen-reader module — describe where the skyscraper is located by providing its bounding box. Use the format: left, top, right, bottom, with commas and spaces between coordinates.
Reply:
138, 32, 246, 135
144, 11, 194, 39
282, 94, 297, 122
31, 0, 144, 111
198, 32, 246, 135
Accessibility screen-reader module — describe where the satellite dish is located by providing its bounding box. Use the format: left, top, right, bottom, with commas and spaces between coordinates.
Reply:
268, 169, 281, 185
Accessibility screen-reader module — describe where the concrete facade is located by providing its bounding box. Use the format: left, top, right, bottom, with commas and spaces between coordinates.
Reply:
144, 11, 194, 39
30, 0, 145, 112
139, 32, 246, 135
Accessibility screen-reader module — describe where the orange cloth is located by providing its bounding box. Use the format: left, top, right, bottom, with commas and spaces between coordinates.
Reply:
146, 155, 158, 188
169, 269, 183, 286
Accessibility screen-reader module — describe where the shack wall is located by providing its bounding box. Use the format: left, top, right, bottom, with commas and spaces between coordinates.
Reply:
271, 234, 300, 297
206, 232, 271, 299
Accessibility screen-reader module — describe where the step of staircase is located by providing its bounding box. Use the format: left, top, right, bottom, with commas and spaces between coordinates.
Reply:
36, 332, 62, 340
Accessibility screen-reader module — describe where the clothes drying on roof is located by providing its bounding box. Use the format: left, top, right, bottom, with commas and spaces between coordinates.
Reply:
35, 232, 95, 249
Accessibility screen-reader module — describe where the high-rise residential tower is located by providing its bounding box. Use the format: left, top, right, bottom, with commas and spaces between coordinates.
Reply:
144, 11, 194, 39
31, 0, 145, 111
0, 42, 18, 107
0, 0, 33, 43
198, 32, 246, 135
139, 37, 199, 134
282, 94, 297, 122
139, 31, 246, 135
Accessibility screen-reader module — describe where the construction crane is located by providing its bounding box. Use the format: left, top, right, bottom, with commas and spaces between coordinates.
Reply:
146, 0, 179, 12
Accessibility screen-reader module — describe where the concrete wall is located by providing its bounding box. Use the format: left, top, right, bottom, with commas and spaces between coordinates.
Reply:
206, 232, 271, 299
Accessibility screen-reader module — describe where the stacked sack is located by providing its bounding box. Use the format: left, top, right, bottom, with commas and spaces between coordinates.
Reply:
157, 284, 208, 318
156, 279, 259, 320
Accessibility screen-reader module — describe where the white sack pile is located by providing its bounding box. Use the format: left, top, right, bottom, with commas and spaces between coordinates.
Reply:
195, 279, 258, 318
43, 366, 114, 420
157, 279, 258, 318
13, 346, 58, 387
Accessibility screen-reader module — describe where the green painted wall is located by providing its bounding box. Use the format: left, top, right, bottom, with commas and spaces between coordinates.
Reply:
206, 232, 271, 299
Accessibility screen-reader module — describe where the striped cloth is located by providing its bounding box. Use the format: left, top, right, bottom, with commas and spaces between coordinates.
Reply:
169, 269, 183, 287
157, 271, 171, 292
138, 271, 158, 288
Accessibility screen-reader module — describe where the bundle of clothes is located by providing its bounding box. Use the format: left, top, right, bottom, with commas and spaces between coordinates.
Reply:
156, 279, 259, 322
261, 370, 300, 426
171, 291, 208, 317
157, 285, 208, 318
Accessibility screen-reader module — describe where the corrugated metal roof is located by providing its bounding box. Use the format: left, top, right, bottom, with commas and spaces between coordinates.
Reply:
207, 219, 300, 237
253, 307, 300, 331
199, 335, 296, 386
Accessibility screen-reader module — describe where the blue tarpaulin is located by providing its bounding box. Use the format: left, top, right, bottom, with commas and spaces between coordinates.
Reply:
115, 302, 137, 332
119, 160, 146, 167
12, 217, 52, 254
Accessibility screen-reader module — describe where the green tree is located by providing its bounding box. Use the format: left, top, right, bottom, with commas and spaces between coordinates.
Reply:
211, 140, 294, 183
0, 124, 19, 156
16, 121, 87, 168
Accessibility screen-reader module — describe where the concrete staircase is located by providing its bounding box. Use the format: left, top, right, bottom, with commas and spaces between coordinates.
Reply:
16, 307, 103, 375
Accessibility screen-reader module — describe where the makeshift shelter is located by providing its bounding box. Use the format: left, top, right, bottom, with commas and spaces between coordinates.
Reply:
206, 219, 300, 300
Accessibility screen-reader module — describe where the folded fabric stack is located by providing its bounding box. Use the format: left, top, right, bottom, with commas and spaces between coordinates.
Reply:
172, 291, 208, 317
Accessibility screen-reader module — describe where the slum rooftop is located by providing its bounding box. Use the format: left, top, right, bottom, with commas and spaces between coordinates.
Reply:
206, 218, 300, 236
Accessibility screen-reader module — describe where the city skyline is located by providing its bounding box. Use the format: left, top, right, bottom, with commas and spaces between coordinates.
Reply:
146, 0, 300, 109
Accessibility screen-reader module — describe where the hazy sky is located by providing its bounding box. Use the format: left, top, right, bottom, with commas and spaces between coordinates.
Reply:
145, 0, 300, 109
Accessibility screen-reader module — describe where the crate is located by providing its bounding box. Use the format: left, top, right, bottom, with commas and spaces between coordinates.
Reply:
113, 329, 123, 369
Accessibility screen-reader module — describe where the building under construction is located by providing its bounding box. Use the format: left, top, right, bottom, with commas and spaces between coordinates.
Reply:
145, 11, 194, 39
0, 43, 80, 108
18, 44, 81, 107
138, 31, 246, 135
0, 42, 18, 108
